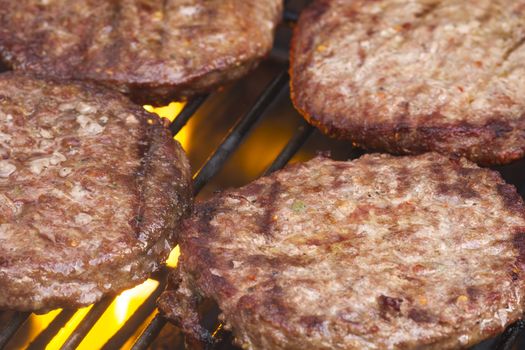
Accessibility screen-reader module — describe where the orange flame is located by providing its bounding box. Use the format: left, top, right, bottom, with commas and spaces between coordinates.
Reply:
144, 102, 189, 151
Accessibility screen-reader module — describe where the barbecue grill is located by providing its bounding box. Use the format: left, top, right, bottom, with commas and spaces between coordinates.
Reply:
1, 1, 525, 349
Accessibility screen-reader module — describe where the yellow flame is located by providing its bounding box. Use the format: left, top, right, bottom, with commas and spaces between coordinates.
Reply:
212, 323, 223, 338
75, 279, 159, 349
47, 306, 93, 349
21, 279, 158, 349
115, 296, 129, 325
18, 279, 162, 349
166, 245, 181, 268
15, 309, 61, 349
23, 278, 161, 350
144, 102, 190, 152
143, 102, 184, 122
113, 279, 159, 325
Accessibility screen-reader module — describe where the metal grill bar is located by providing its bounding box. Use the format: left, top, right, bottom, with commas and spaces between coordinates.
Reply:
130, 314, 167, 350
27, 310, 76, 350
61, 297, 113, 350
101, 280, 166, 350
0, 312, 29, 349
169, 95, 209, 135
264, 119, 314, 176
495, 320, 525, 350
192, 70, 289, 194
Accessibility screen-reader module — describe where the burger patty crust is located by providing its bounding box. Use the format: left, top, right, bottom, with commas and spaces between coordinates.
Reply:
159, 153, 525, 350
291, 0, 525, 165
0, 0, 283, 105
0, 73, 192, 312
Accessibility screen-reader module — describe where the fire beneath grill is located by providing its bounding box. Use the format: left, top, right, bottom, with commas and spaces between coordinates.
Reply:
14, 278, 159, 349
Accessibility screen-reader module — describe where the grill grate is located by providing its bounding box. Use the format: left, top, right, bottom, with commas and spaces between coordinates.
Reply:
0, 312, 30, 349
0, 3, 524, 350
193, 70, 289, 194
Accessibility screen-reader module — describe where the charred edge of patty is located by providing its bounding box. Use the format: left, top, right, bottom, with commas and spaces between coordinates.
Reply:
159, 197, 241, 347
133, 106, 193, 247
180, 210, 239, 301
291, 101, 525, 166
5, 57, 262, 107
124, 56, 265, 106
158, 267, 216, 348
289, 2, 525, 166
122, 2, 284, 107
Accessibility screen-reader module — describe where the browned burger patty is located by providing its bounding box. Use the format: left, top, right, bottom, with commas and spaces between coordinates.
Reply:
290, 0, 525, 165
159, 153, 525, 350
0, 73, 192, 312
0, 0, 283, 105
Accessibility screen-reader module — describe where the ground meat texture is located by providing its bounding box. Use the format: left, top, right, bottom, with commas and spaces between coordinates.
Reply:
0, 0, 283, 105
158, 153, 525, 350
290, 0, 525, 166
0, 72, 192, 312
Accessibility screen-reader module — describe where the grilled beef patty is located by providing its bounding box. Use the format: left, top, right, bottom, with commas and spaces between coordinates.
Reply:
0, 0, 283, 105
0, 73, 192, 312
159, 153, 525, 350
290, 0, 525, 165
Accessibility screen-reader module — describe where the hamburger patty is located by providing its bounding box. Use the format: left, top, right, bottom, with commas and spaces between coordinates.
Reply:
290, 0, 525, 165
0, 0, 283, 105
159, 153, 525, 350
0, 73, 192, 312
